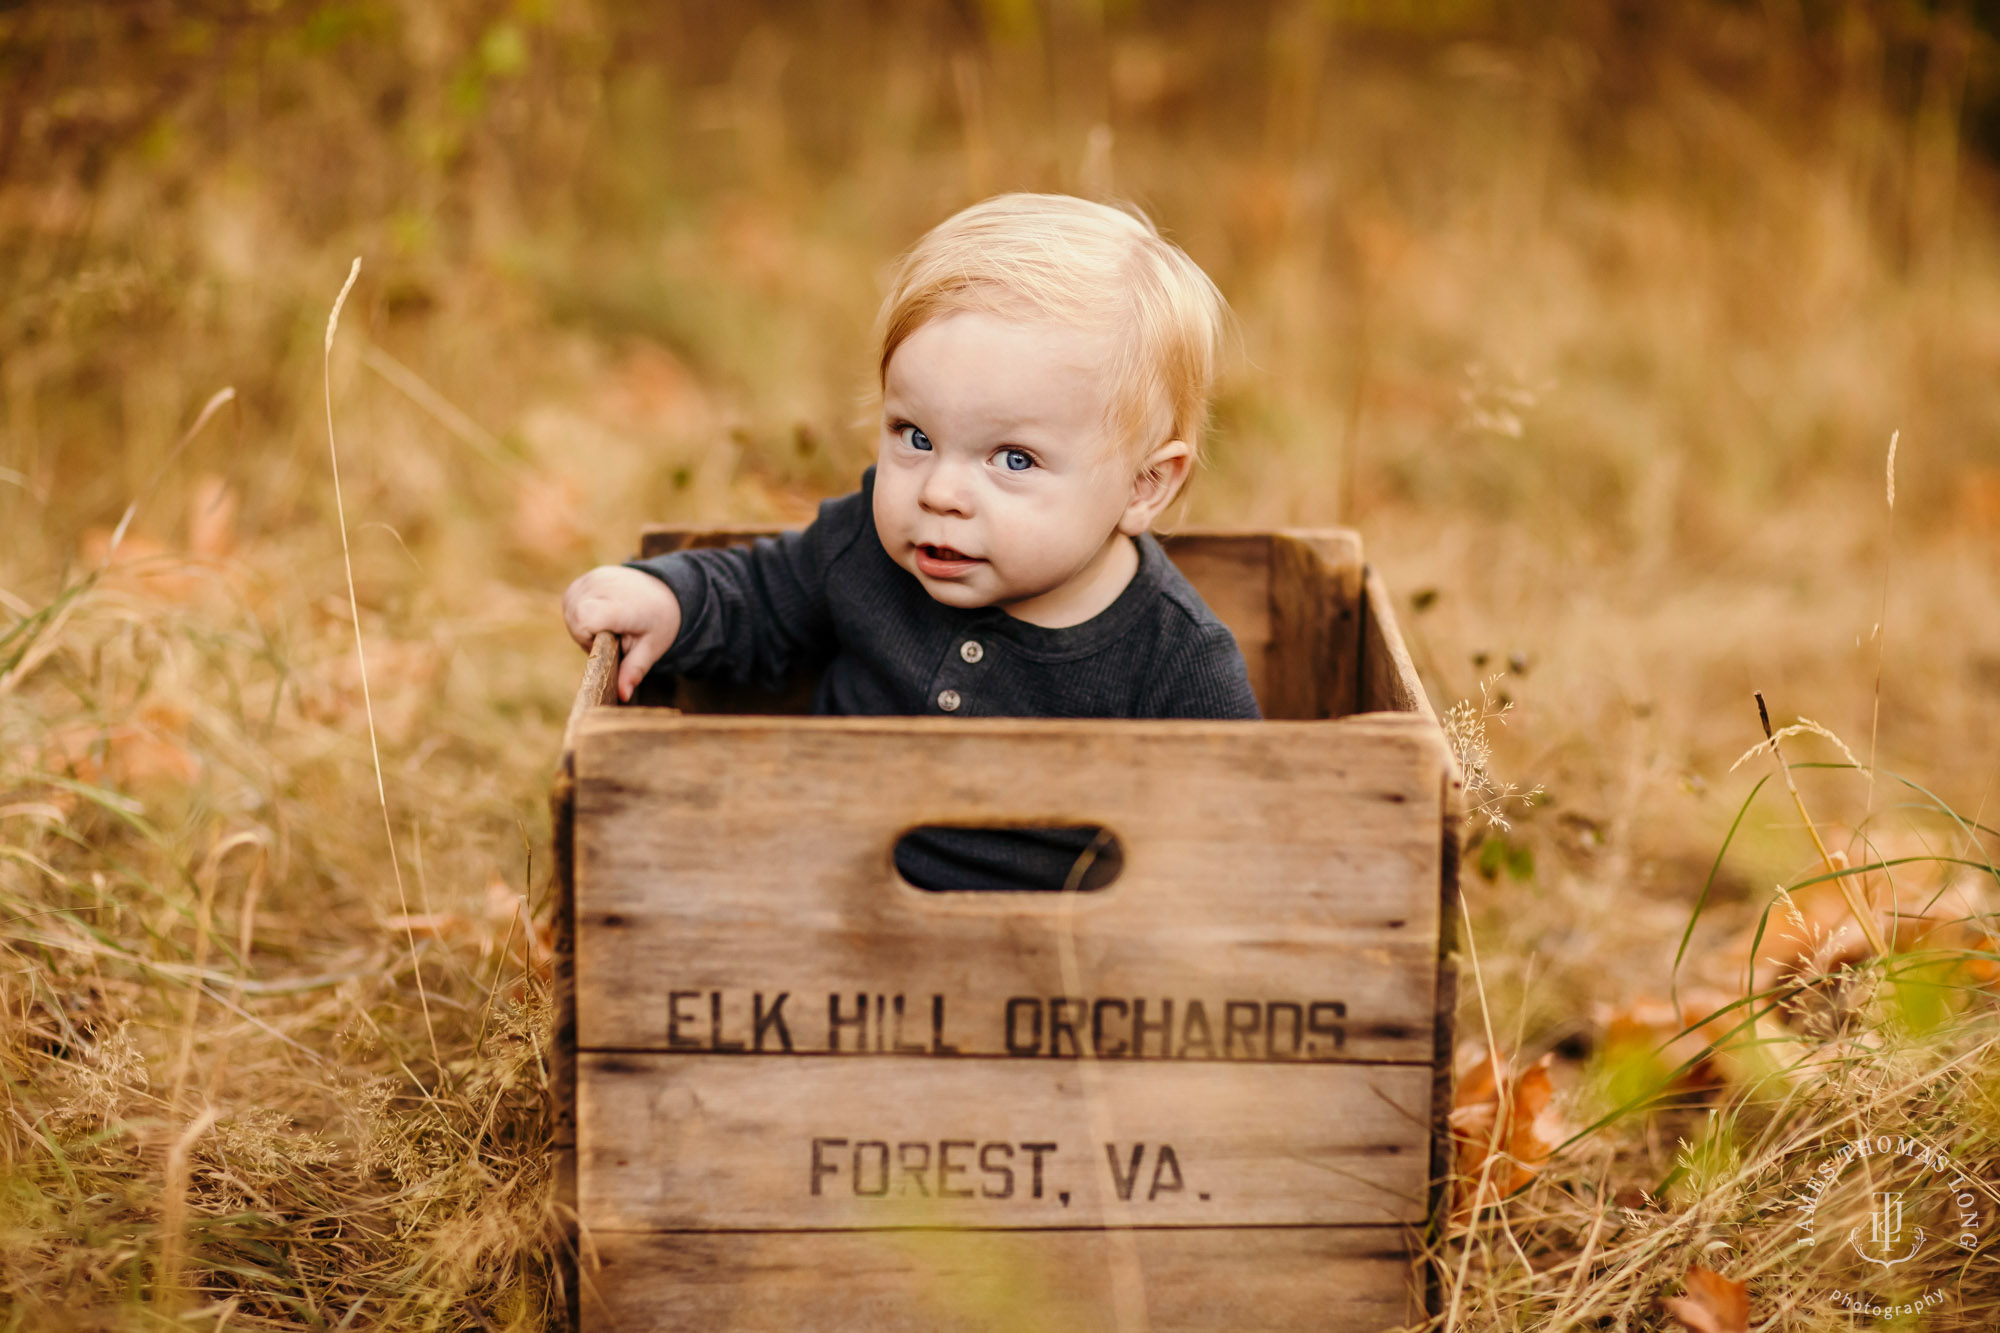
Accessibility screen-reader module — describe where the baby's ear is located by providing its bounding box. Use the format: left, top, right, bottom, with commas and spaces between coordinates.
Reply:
1121, 440, 1193, 532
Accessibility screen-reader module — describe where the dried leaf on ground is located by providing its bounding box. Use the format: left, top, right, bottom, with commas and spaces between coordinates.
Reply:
42, 702, 201, 788
79, 529, 202, 601
1450, 1048, 1566, 1217
1662, 1265, 1749, 1333
1597, 988, 1741, 1090
1738, 829, 1997, 993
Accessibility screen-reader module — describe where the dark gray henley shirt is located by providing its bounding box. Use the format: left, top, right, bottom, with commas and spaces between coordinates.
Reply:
627, 465, 1260, 890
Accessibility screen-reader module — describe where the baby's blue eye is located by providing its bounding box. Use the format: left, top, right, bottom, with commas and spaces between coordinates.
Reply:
1000, 447, 1033, 472
903, 425, 932, 452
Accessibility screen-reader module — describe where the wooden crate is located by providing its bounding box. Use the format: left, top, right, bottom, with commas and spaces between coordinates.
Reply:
550, 528, 1459, 1332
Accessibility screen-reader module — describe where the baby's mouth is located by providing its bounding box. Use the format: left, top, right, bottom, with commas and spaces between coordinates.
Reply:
920, 544, 981, 563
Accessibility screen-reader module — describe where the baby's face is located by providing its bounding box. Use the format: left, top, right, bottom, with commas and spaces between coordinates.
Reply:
873, 310, 1142, 624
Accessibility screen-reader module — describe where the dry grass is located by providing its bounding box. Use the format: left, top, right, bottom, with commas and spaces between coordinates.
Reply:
3, 2, 2000, 1328
1431, 744, 2000, 1330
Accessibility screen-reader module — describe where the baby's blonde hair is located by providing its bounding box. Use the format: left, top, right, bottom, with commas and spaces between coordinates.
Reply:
875, 193, 1228, 471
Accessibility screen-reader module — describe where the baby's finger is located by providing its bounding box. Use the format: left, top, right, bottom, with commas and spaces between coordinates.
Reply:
567, 592, 633, 647
616, 629, 669, 703
562, 586, 608, 648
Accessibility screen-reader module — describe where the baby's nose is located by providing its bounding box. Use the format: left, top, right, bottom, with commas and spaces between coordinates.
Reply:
918, 462, 975, 514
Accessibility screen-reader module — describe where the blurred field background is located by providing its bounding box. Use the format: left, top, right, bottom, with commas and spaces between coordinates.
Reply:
4, 1, 2000, 1328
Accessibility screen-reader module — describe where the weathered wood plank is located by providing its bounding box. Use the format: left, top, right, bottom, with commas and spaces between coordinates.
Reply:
580, 1227, 1421, 1333
577, 1054, 1431, 1231
553, 633, 621, 1332
552, 632, 623, 1157
573, 716, 1447, 1062
1427, 774, 1463, 1245
567, 631, 622, 747
1359, 566, 1435, 724
1264, 531, 1363, 720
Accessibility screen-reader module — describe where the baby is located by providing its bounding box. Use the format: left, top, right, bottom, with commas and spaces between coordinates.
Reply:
562, 193, 1259, 885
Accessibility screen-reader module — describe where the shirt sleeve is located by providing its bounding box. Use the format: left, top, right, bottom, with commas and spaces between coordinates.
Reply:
624, 487, 866, 692
1139, 618, 1263, 720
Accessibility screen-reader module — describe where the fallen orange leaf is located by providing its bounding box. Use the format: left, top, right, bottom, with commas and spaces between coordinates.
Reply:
1505, 1057, 1562, 1193
42, 703, 200, 788
112, 726, 201, 786
1663, 1265, 1749, 1333
1739, 829, 1997, 996
1598, 988, 1740, 1090
80, 530, 202, 601
1450, 1048, 1566, 1218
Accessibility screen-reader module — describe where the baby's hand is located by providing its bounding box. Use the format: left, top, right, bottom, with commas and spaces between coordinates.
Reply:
562, 566, 685, 702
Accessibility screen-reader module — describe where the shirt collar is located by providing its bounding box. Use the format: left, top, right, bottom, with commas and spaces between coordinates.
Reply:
860, 464, 1166, 661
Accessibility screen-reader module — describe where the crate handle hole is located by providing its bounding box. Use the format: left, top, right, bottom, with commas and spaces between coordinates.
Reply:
893, 824, 1124, 893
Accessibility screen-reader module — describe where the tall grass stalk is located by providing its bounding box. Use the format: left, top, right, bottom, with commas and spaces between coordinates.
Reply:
322, 257, 441, 1079
1754, 691, 1888, 956
1866, 431, 1900, 814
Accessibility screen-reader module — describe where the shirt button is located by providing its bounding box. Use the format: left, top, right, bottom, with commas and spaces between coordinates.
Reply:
937, 689, 962, 712
960, 640, 984, 664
